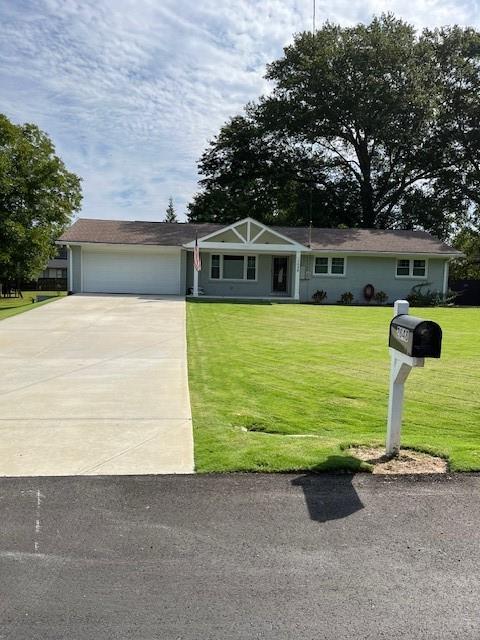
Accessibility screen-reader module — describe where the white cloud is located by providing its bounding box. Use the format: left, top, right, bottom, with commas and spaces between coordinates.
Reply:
0, 0, 478, 221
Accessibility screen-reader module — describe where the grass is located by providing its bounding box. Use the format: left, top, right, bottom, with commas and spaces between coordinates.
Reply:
0, 291, 66, 321
187, 302, 480, 473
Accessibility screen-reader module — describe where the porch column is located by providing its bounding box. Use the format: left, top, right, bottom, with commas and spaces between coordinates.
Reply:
67, 245, 73, 293
193, 253, 199, 297
442, 260, 449, 295
293, 251, 301, 300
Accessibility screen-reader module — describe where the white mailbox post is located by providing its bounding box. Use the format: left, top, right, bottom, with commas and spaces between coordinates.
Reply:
386, 300, 442, 457
386, 301, 423, 456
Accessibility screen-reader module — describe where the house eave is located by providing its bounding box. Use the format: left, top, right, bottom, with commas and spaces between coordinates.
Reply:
60, 241, 181, 255
59, 240, 460, 259
308, 249, 461, 258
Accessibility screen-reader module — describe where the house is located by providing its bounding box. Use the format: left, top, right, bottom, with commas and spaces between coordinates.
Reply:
38, 244, 68, 288
58, 217, 461, 303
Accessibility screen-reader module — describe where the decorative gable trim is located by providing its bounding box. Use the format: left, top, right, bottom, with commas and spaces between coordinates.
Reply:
183, 217, 308, 251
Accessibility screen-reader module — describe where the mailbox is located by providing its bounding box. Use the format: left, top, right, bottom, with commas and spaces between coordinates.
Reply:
389, 314, 442, 358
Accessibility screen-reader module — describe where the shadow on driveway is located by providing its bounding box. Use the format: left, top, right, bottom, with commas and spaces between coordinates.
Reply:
292, 462, 364, 523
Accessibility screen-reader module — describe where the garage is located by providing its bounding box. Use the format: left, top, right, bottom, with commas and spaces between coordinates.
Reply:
82, 247, 181, 295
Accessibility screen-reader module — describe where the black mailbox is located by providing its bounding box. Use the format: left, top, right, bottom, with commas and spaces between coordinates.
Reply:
389, 315, 442, 358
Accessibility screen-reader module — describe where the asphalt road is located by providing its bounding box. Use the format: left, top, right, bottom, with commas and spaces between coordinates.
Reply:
1, 473, 479, 640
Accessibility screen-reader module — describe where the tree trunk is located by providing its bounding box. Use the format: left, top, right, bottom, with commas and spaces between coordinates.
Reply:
356, 139, 376, 228
360, 180, 376, 228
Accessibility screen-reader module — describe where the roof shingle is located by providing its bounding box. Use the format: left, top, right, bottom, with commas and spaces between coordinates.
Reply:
59, 218, 460, 255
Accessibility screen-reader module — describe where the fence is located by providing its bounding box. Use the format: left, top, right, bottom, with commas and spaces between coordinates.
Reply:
450, 279, 480, 306
36, 278, 68, 291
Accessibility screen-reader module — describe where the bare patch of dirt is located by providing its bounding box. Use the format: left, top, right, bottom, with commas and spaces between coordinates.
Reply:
347, 446, 447, 474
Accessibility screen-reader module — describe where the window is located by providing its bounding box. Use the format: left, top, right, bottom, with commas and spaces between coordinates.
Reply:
210, 255, 257, 281
211, 255, 220, 279
396, 259, 426, 278
396, 259, 410, 276
413, 260, 426, 277
247, 256, 256, 280
223, 255, 244, 279
331, 258, 345, 275
314, 256, 345, 276
314, 257, 328, 274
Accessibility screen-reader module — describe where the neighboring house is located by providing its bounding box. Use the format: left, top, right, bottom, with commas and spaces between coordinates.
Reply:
39, 245, 68, 280
58, 217, 461, 303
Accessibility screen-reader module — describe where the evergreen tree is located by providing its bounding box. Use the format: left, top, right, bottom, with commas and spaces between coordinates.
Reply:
164, 197, 178, 223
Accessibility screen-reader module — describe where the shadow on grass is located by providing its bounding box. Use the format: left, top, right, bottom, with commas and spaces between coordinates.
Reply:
187, 298, 273, 305
0, 301, 34, 310
291, 456, 365, 523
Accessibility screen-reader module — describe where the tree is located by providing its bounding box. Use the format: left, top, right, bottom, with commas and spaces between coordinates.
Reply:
450, 227, 480, 279
189, 15, 480, 238
188, 113, 360, 227
164, 197, 178, 223
0, 114, 82, 288
430, 26, 480, 220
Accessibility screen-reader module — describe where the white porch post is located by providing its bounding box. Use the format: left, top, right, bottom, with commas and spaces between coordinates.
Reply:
293, 252, 301, 300
67, 245, 73, 293
193, 252, 199, 297
442, 260, 449, 295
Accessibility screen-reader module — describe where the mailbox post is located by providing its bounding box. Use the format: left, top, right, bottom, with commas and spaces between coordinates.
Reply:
386, 300, 442, 457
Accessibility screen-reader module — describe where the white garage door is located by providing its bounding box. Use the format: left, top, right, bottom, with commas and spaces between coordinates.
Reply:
83, 248, 181, 294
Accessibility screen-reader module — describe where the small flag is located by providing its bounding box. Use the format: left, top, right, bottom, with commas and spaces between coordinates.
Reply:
193, 233, 202, 272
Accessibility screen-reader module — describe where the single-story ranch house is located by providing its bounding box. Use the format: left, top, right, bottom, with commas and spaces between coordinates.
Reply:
59, 217, 461, 303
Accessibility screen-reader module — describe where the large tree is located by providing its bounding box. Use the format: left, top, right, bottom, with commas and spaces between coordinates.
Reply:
0, 114, 82, 287
189, 113, 360, 227
189, 15, 480, 237
432, 26, 480, 222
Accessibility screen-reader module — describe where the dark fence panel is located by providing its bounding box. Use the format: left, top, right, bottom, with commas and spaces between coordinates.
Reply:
36, 278, 68, 291
450, 279, 480, 306
2, 278, 67, 294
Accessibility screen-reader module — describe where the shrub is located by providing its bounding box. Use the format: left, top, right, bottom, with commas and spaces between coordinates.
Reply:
312, 289, 327, 304
373, 290, 388, 304
406, 283, 458, 307
337, 291, 354, 305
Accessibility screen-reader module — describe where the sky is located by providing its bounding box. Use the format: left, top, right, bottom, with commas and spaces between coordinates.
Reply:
1, 0, 479, 222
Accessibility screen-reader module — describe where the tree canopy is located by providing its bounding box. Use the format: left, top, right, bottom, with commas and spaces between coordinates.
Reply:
188, 15, 480, 239
0, 114, 82, 285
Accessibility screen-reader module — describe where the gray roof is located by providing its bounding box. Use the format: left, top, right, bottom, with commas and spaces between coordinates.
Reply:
59, 219, 223, 246
272, 226, 460, 255
59, 218, 460, 255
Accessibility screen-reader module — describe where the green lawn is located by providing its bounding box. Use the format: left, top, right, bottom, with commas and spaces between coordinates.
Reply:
187, 302, 480, 473
0, 291, 66, 321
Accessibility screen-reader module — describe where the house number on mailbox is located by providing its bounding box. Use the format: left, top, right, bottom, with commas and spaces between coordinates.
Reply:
396, 326, 410, 343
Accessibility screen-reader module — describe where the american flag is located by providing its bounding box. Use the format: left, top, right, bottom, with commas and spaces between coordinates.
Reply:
193, 233, 202, 271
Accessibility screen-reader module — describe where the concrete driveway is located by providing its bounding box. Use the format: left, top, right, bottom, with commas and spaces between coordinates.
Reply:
0, 294, 194, 476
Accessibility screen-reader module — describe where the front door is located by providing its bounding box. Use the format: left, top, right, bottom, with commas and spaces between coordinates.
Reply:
272, 256, 288, 293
